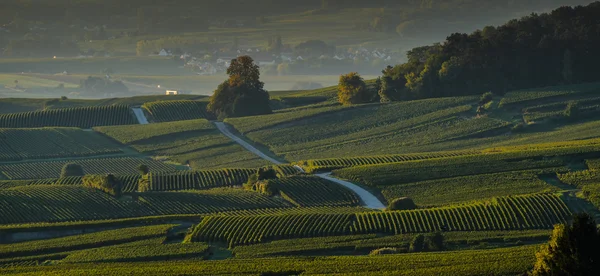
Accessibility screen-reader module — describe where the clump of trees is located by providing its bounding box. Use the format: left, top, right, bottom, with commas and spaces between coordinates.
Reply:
532, 213, 600, 275
208, 56, 272, 119
244, 168, 278, 196
79, 76, 128, 95
409, 232, 445, 253
60, 163, 84, 178
387, 197, 417, 211
380, 2, 600, 101
82, 174, 122, 197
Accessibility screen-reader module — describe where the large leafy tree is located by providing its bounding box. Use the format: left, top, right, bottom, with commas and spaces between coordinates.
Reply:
337, 72, 371, 105
208, 56, 271, 119
532, 213, 600, 275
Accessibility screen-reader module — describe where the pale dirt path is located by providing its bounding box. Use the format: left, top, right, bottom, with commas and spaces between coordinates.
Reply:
132, 107, 149, 124
212, 121, 386, 210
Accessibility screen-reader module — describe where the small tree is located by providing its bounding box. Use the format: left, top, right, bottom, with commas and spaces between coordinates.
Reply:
387, 197, 417, 211
137, 164, 149, 175
337, 72, 369, 105
409, 234, 426, 252
532, 213, 600, 275
61, 163, 84, 178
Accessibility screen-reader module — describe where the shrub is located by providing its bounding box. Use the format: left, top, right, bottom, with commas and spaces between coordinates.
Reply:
480, 92, 493, 105
369, 247, 398, 255
564, 101, 579, 119
409, 234, 426, 252
387, 197, 417, 211
425, 232, 445, 251
60, 163, 84, 178
82, 174, 122, 197
138, 174, 150, 192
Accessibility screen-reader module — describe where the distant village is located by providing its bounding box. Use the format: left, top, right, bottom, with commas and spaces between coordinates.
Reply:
157, 46, 402, 76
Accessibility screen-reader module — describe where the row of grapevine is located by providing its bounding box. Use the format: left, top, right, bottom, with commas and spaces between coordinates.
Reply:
275, 176, 360, 207
0, 244, 538, 275
142, 100, 213, 122
186, 194, 571, 247
62, 241, 210, 263
187, 213, 354, 247
0, 105, 137, 128
145, 168, 256, 191
0, 128, 122, 161
0, 157, 176, 180
352, 194, 571, 234
0, 186, 288, 224
0, 225, 174, 259
297, 150, 479, 172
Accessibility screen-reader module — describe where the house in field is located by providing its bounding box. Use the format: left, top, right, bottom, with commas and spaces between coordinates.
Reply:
166, 89, 190, 95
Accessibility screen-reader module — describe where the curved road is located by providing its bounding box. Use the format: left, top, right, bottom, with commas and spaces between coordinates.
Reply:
213, 122, 386, 210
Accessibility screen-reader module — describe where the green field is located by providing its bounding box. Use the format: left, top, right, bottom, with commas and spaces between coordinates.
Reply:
94, 119, 271, 169
0, 76, 599, 275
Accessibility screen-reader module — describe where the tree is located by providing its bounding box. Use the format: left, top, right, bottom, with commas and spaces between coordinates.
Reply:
425, 232, 445, 251
387, 197, 417, 211
61, 163, 84, 178
207, 56, 271, 119
409, 234, 426, 252
532, 213, 600, 275
337, 72, 369, 105
137, 164, 149, 175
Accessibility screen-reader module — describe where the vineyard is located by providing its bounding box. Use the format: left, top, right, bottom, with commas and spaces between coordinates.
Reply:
62, 240, 210, 263
0, 105, 137, 128
145, 168, 256, 191
0, 186, 289, 224
0, 225, 175, 259
95, 119, 271, 169
186, 193, 571, 247
0, 128, 122, 161
274, 176, 361, 207
142, 100, 213, 122
380, 169, 564, 206
0, 244, 538, 275
0, 157, 176, 179
224, 97, 483, 161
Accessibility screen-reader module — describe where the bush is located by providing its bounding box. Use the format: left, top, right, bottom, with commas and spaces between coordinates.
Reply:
425, 232, 445, 251
60, 163, 84, 178
409, 234, 426, 252
138, 174, 150, 192
369, 247, 398, 255
564, 101, 579, 119
244, 168, 279, 196
480, 92, 493, 105
387, 197, 417, 211
82, 174, 122, 197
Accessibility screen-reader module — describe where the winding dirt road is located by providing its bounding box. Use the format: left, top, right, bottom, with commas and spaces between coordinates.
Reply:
213, 122, 386, 210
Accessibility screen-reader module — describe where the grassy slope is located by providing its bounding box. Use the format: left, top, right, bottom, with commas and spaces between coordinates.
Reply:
94, 119, 271, 169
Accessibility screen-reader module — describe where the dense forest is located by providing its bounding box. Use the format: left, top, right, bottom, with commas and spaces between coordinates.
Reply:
379, 1, 600, 100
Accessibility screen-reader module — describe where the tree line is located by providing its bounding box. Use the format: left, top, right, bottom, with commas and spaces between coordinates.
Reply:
338, 2, 600, 105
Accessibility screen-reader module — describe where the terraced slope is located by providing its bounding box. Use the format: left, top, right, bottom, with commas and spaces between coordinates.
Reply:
0, 157, 176, 180
0, 186, 289, 224
95, 119, 270, 169
0, 128, 122, 161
